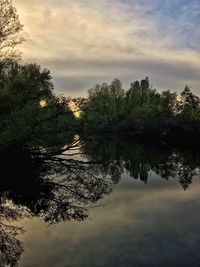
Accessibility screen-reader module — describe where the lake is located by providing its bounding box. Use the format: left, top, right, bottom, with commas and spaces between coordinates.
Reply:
1, 138, 200, 267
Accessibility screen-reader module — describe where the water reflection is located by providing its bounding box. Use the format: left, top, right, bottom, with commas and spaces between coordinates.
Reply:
81, 138, 200, 190
0, 143, 112, 266
0, 139, 200, 266
0, 203, 25, 267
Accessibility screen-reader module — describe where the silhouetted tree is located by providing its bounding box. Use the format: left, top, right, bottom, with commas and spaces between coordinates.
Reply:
178, 86, 200, 118
0, 0, 23, 60
0, 139, 113, 265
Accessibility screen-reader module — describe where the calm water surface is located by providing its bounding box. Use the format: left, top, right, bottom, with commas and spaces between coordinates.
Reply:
1, 139, 200, 267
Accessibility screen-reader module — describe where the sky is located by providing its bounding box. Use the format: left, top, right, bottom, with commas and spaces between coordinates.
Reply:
13, 0, 200, 97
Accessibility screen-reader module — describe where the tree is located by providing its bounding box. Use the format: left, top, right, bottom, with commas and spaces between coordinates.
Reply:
0, 62, 54, 118
109, 79, 124, 99
0, 62, 76, 149
109, 79, 125, 118
140, 77, 150, 104
179, 86, 200, 118
83, 79, 125, 127
0, 204, 25, 267
126, 80, 141, 112
0, 0, 23, 60
159, 90, 177, 116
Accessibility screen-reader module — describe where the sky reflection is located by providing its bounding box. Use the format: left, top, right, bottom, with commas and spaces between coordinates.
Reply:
18, 175, 200, 267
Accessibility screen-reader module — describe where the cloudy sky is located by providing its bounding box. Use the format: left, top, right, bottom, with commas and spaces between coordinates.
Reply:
14, 0, 200, 97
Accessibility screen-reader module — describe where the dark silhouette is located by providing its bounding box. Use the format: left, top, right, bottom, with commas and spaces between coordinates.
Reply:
0, 142, 112, 266
0, 0, 24, 60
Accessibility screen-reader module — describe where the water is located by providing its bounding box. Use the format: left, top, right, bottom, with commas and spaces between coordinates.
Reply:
1, 138, 200, 267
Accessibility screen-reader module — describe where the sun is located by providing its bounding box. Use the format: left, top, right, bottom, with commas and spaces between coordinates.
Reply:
39, 100, 47, 108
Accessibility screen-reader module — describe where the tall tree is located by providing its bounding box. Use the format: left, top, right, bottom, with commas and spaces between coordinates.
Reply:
0, 0, 23, 60
159, 90, 177, 116
179, 86, 200, 117
140, 77, 150, 104
126, 80, 141, 112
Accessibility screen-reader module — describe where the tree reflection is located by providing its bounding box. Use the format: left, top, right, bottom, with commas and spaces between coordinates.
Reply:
1, 137, 200, 266
28, 158, 112, 224
81, 137, 200, 190
0, 141, 112, 266
0, 201, 26, 267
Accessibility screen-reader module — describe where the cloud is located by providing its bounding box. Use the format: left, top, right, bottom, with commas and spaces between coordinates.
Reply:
13, 0, 200, 96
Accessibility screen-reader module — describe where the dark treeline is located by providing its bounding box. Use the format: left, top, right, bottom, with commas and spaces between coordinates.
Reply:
1, 1, 200, 150
79, 78, 200, 144
3, 67, 200, 149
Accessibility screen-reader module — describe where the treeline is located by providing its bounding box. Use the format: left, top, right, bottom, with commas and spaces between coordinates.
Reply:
79, 77, 200, 142
1, 0, 200, 150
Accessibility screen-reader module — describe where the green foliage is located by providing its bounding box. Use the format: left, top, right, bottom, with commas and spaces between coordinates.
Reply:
80, 77, 200, 136
126, 80, 142, 110
82, 79, 125, 128
126, 77, 160, 113
178, 86, 200, 120
159, 90, 177, 116
1, 102, 75, 147
0, 62, 53, 116
0, 62, 76, 150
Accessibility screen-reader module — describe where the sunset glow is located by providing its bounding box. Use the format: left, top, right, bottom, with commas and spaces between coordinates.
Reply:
39, 100, 47, 108
13, 0, 200, 96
